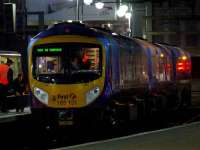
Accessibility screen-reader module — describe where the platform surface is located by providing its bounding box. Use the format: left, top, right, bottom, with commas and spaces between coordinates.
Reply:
0, 107, 31, 123
56, 121, 200, 150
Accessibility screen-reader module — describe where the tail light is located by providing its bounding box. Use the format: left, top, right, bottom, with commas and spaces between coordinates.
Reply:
176, 56, 191, 74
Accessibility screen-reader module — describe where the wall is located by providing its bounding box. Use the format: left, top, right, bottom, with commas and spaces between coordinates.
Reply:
26, 0, 116, 25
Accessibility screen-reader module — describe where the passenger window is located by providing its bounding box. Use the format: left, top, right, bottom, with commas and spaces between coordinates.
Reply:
159, 53, 173, 81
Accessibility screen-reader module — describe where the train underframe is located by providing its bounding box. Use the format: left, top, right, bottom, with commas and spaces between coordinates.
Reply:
31, 81, 191, 130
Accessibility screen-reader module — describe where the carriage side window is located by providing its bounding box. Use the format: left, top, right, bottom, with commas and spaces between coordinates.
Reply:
141, 52, 148, 81
152, 52, 166, 81
166, 57, 173, 81
158, 52, 172, 81
151, 49, 160, 81
133, 51, 148, 82
119, 45, 129, 86
158, 53, 166, 81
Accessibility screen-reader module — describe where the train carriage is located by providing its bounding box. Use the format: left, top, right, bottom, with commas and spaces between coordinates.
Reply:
0, 51, 22, 79
158, 44, 192, 107
27, 22, 191, 128
0, 51, 23, 109
134, 40, 177, 112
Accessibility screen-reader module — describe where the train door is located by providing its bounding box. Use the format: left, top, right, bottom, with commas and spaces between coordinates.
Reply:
110, 38, 120, 91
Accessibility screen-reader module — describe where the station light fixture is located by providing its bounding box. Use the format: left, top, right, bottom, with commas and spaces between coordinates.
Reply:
125, 12, 131, 19
67, 20, 73, 23
107, 23, 111, 28
95, 2, 104, 9
116, 9, 125, 17
120, 5, 128, 12
116, 4, 129, 17
84, 0, 93, 5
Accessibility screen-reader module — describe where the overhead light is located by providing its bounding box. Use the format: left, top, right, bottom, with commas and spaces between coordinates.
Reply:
67, 20, 73, 23
143, 34, 147, 39
84, 0, 93, 5
125, 12, 131, 19
116, 4, 128, 17
116, 9, 126, 17
119, 5, 128, 12
95, 2, 104, 9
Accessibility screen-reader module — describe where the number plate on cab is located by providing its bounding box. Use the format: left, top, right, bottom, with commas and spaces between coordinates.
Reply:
52, 93, 78, 107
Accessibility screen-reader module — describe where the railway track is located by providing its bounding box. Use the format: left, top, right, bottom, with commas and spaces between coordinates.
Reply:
0, 95, 200, 149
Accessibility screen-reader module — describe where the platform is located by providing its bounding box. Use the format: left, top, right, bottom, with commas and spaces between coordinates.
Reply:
56, 121, 200, 150
0, 107, 31, 123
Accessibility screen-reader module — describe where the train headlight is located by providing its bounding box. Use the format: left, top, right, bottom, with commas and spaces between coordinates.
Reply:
34, 87, 48, 105
86, 87, 100, 104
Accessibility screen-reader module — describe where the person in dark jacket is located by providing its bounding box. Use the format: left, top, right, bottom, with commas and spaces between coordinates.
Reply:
0, 58, 13, 112
13, 73, 26, 112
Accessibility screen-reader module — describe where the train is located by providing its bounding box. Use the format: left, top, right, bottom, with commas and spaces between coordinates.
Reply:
0, 51, 23, 109
27, 22, 191, 128
0, 50, 22, 79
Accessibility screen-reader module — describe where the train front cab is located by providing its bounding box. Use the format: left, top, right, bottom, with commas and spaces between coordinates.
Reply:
28, 35, 107, 127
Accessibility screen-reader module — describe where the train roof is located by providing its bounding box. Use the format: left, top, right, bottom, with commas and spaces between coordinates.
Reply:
157, 43, 186, 57
0, 51, 21, 56
33, 22, 137, 43
33, 22, 107, 39
134, 38, 158, 51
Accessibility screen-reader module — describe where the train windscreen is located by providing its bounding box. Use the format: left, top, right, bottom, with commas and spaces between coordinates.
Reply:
32, 43, 102, 84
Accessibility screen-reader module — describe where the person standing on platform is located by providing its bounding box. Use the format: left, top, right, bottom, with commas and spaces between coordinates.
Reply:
0, 58, 14, 112
13, 73, 26, 112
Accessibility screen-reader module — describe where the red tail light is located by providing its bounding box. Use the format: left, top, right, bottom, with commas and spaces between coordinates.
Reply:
176, 56, 191, 74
